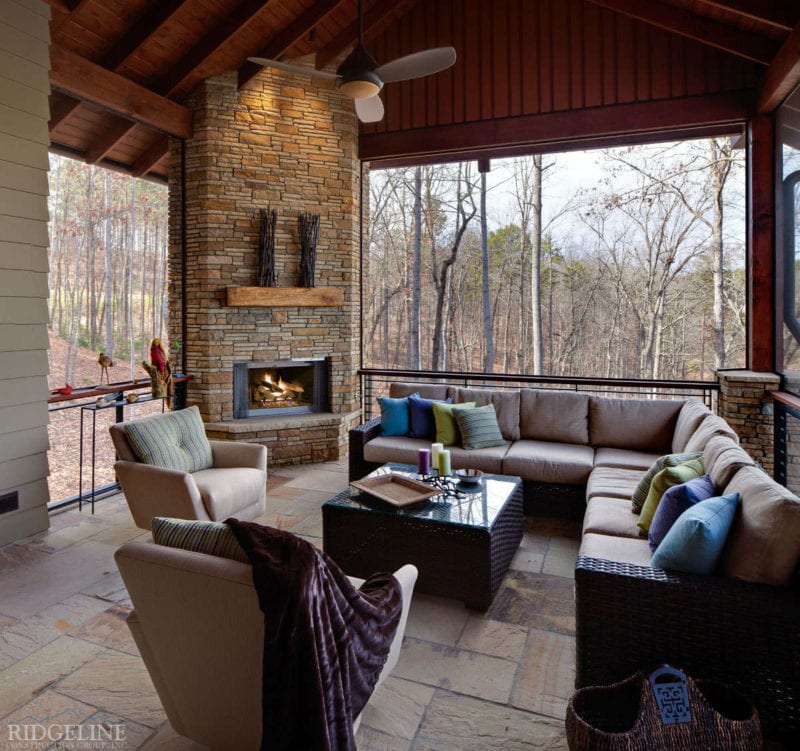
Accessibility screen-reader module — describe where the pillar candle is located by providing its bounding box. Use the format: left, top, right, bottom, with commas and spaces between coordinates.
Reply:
417, 448, 431, 475
438, 449, 451, 476
431, 443, 443, 470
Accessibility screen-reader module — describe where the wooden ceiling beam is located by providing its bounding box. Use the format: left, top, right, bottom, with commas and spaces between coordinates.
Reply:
238, 0, 348, 88
49, 44, 193, 139
315, 0, 402, 70
99, 0, 192, 71
757, 22, 800, 112
700, 1, 797, 32
85, 119, 138, 164
48, 94, 81, 132
584, 0, 777, 64
131, 135, 170, 178
153, 0, 277, 97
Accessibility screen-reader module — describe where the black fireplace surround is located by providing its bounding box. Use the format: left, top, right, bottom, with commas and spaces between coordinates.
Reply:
233, 359, 329, 418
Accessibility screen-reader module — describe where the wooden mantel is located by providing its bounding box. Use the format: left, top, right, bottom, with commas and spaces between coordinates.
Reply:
225, 286, 343, 307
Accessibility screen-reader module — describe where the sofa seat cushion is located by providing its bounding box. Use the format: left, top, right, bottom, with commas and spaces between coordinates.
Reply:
720, 465, 800, 586
447, 442, 512, 474
519, 389, 589, 444
672, 400, 713, 453
593, 447, 662, 471
192, 467, 266, 521
683, 414, 739, 453
363, 436, 431, 466
582, 497, 641, 539
586, 467, 643, 501
589, 397, 683, 451
502, 440, 594, 484
579, 532, 653, 567
451, 387, 521, 441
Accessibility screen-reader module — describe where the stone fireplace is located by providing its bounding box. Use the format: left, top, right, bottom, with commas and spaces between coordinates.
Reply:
168, 66, 362, 465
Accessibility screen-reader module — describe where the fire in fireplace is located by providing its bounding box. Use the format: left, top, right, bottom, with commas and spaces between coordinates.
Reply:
233, 359, 329, 418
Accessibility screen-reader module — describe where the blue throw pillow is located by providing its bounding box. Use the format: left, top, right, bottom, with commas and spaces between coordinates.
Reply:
377, 393, 418, 436
651, 492, 740, 575
408, 394, 452, 439
648, 474, 715, 551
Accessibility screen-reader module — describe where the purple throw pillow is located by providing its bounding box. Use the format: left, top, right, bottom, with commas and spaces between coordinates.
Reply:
648, 473, 716, 551
408, 394, 452, 439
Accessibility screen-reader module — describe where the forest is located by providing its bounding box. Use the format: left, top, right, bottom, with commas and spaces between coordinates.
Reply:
363, 138, 747, 381
47, 154, 169, 388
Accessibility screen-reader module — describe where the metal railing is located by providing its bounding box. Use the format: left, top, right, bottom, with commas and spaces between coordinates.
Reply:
359, 368, 719, 420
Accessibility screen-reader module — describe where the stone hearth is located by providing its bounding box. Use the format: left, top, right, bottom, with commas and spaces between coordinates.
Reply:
168, 67, 362, 465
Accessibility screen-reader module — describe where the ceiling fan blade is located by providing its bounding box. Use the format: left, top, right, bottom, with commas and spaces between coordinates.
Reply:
248, 57, 340, 81
375, 47, 456, 83
354, 95, 384, 123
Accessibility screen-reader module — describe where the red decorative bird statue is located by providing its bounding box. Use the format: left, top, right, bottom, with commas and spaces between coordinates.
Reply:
150, 339, 168, 376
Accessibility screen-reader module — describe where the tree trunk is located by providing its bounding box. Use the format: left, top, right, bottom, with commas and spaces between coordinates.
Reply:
480, 170, 494, 372
103, 170, 113, 356
530, 154, 544, 374
410, 167, 422, 369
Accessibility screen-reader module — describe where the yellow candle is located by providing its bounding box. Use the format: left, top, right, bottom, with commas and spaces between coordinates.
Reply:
438, 449, 451, 476
431, 443, 443, 470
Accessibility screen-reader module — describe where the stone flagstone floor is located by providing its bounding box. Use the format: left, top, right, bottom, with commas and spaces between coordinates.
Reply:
0, 460, 581, 750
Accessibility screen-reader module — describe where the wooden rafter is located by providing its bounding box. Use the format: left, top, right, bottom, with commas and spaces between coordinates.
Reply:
49, 44, 193, 139
85, 119, 138, 164
48, 94, 81, 131
757, 22, 800, 112
153, 0, 278, 97
238, 0, 349, 88
699, 1, 797, 32
315, 0, 403, 70
584, 0, 778, 64
131, 135, 170, 178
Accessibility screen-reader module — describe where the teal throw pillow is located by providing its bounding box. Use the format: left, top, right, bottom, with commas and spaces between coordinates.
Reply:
378, 393, 417, 436
454, 403, 505, 450
650, 492, 740, 575
631, 451, 703, 513
123, 406, 212, 473
152, 517, 248, 563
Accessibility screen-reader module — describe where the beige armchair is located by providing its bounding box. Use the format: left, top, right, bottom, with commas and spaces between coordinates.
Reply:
110, 421, 267, 529
115, 540, 418, 750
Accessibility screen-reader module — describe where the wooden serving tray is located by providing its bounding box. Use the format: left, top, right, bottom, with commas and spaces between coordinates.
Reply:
350, 473, 439, 508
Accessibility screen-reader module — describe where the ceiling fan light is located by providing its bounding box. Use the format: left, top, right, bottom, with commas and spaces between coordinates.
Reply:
338, 75, 382, 100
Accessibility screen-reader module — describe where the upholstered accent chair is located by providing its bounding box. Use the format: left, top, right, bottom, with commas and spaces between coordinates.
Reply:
115, 539, 418, 749
110, 407, 267, 529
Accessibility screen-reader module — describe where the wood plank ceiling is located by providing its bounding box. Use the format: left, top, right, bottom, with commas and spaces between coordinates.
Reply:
44, 0, 800, 182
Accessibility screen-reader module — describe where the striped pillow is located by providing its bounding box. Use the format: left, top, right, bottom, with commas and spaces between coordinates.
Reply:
151, 517, 249, 563
631, 451, 703, 513
123, 406, 212, 473
454, 404, 505, 450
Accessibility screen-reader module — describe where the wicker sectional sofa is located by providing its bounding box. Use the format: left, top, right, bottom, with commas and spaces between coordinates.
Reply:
348, 381, 800, 744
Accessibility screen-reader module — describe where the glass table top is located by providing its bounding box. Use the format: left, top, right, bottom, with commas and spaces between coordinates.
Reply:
326, 462, 521, 530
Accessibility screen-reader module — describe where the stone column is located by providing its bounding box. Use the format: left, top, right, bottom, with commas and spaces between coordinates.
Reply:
716, 370, 780, 475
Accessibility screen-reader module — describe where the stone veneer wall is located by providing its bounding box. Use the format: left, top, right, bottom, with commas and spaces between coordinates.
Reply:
168, 68, 362, 463
716, 369, 780, 475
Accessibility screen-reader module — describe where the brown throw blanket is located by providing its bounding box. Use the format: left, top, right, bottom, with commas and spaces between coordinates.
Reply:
226, 518, 402, 751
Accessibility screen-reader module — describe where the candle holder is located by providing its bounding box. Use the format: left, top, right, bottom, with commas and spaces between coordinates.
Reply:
418, 472, 466, 500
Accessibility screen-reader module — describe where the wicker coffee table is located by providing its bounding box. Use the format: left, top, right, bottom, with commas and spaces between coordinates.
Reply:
322, 462, 524, 610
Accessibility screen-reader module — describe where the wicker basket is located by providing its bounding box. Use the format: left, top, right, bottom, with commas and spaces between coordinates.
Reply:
566, 665, 762, 751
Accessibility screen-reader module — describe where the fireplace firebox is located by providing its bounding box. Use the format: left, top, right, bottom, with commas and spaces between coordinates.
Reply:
233, 359, 329, 418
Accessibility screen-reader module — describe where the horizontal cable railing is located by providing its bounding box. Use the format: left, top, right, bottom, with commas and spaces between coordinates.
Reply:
359, 368, 719, 420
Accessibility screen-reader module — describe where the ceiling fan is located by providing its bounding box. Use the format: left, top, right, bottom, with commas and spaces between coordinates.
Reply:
248, 0, 456, 123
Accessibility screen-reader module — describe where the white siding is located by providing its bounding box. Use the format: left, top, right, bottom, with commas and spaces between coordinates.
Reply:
0, 0, 51, 545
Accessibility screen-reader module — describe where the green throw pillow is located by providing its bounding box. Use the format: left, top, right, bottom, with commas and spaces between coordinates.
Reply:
631, 452, 703, 513
638, 457, 705, 534
123, 405, 212, 473
432, 401, 476, 445
151, 517, 249, 563
454, 404, 505, 449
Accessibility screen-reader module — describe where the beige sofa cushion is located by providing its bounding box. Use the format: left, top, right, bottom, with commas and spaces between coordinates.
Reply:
703, 435, 756, 490
583, 497, 641, 539
683, 414, 739, 453
363, 436, 431, 466
589, 397, 683, 451
519, 389, 589, 445
586, 467, 643, 500
502, 440, 593, 484
593, 447, 662, 471
672, 400, 713, 453
579, 532, 653, 567
389, 382, 449, 400
720, 465, 800, 586
447, 442, 511, 474
192, 468, 266, 521
451, 388, 521, 440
